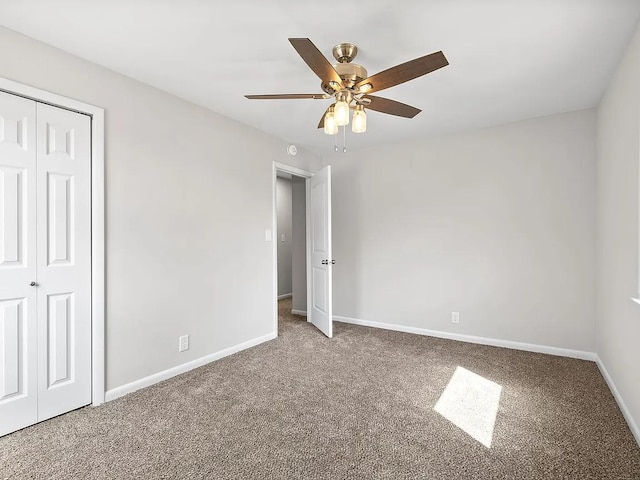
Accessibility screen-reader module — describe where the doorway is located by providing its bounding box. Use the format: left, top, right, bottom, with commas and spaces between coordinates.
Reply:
273, 163, 311, 337
272, 162, 333, 338
276, 171, 307, 320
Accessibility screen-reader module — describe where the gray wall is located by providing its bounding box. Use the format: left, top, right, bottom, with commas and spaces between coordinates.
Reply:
276, 177, 293, 296
0, 26, 322, 391
291, 176, 307, 312
596, 23, 640, 437
328, 109, 597, 352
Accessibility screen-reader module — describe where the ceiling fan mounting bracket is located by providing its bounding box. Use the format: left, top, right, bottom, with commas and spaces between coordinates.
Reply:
332, 42, 358, 63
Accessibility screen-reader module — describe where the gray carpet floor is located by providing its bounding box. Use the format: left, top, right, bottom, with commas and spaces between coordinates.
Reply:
2, 298, 639, 479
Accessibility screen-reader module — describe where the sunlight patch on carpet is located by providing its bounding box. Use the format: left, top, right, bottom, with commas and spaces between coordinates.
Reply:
434, 366, 502, 448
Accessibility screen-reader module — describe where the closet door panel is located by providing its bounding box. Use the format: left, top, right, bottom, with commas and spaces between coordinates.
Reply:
36, 103, 91, 421
0, 91, 37, 436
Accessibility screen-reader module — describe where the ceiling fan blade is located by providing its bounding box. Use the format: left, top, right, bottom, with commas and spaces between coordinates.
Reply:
317, 107, 330, 129
363, 95, 421, 118
245, 94, 327, 100
355, 51, 448, 94
289, 38, 344, 89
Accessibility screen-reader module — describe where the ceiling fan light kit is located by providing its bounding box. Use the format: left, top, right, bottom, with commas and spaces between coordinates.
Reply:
245, 38, 449, 151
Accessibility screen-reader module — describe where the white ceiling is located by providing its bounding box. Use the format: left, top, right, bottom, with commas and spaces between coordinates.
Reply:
1, 0, 639, 155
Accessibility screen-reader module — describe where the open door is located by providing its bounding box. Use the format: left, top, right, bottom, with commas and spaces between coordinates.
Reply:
309, 165, 332, 338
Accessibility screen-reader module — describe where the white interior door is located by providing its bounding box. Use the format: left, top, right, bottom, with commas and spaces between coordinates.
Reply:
0, 94, 91, 436
309, 165, 332, 338
0, 92, 38, 436
36, 103, 91, 422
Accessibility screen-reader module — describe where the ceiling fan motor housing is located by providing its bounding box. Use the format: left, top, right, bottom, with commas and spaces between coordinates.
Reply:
319, 42, 367, 93
321, 62, 368, 93
335, 63, 368, 87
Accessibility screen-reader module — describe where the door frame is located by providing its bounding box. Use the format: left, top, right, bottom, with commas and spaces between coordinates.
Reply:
0, 77, 106, 406
272, 161, 313, 334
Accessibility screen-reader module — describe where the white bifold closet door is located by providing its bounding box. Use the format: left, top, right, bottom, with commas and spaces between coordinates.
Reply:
0, 91, 91, 436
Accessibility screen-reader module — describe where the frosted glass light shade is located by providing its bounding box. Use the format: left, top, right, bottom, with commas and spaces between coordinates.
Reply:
352, 106, 367, 133
334, 92, 350, 126
324, 109, 338, 135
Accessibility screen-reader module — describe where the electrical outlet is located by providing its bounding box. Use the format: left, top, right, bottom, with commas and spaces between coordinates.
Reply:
179, 335, 189, 352
451, 312, 460, 324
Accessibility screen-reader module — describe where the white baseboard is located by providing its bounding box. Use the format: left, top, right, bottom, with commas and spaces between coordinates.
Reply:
595, 355, 640, 446
291, 309, 307, 316
278, 293, 292, 300
333, 315, 596, 361
105, 332, 276, 402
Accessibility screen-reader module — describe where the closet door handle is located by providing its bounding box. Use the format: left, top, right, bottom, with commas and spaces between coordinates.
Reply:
30, 281, 38, 287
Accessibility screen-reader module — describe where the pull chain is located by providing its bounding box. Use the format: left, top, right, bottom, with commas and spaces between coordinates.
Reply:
342, 125, 347, 153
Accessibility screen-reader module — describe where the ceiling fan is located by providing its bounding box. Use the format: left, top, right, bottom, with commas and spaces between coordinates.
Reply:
245, 38, 449, 137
